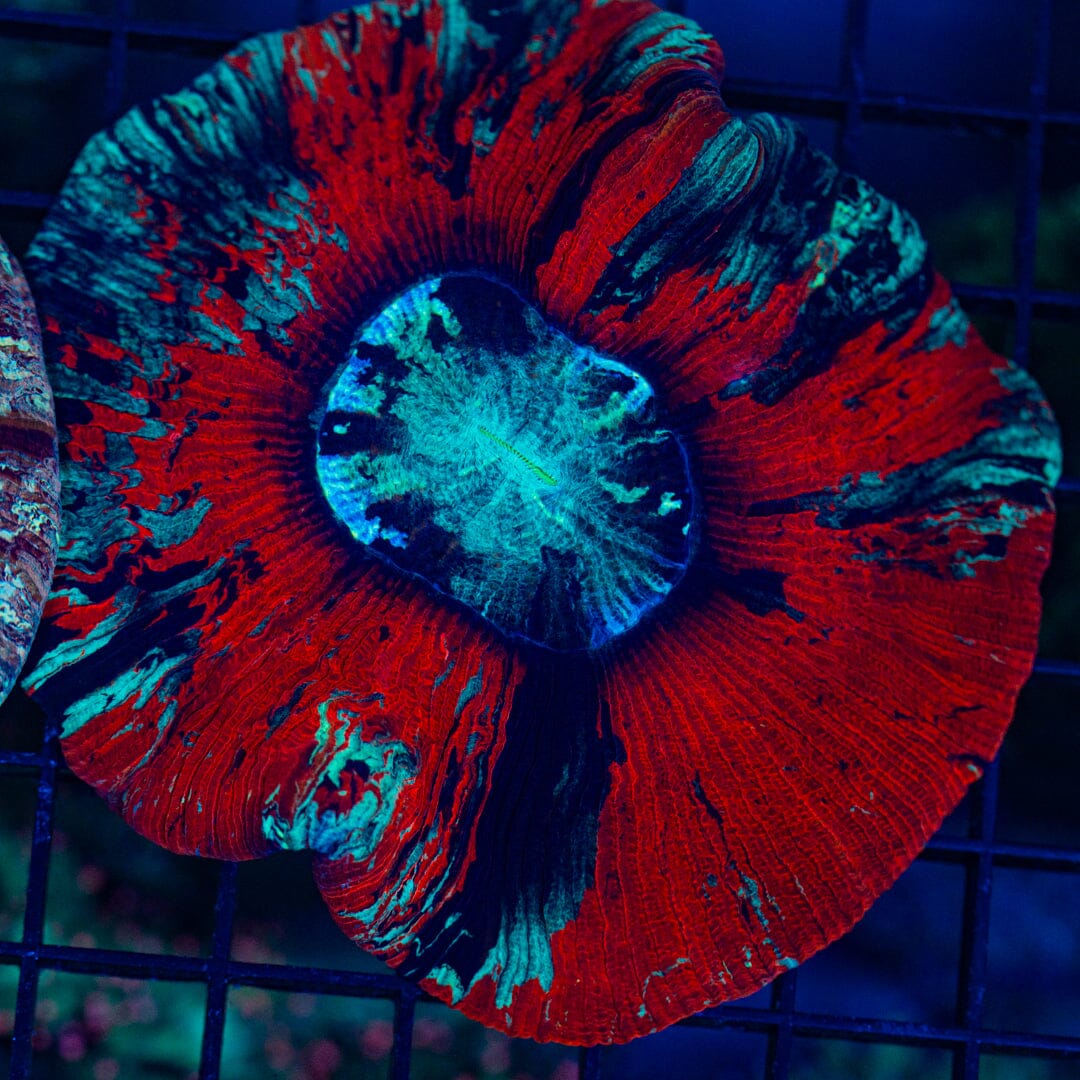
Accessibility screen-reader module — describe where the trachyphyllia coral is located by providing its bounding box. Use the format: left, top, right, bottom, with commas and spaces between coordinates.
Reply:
0, 235, 58, 704
21, 0, 1059, 1044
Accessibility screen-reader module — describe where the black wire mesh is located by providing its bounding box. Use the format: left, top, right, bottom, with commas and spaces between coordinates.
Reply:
0, 0, 1078, 1077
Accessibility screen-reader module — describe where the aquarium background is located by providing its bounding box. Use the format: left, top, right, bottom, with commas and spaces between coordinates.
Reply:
1, 0, 1078, 1077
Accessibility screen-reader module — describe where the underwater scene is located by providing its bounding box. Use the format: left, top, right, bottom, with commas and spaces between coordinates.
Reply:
1, 0, 1078, 1077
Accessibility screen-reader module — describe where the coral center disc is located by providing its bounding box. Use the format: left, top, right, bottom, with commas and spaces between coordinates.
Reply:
316, 274, 694, 650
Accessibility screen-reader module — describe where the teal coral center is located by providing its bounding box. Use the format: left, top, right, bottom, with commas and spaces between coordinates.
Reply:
315, 274, 695, 650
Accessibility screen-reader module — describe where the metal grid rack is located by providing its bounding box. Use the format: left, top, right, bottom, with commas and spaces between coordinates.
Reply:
1, 0, 1078, 1077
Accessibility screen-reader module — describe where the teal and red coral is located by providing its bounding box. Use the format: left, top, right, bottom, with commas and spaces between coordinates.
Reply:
20, 0, 1060, 1045
0, 235, 59, 703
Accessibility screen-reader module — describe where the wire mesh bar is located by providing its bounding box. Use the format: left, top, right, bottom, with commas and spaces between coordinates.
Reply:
390, 989, 417, 1080
7, 712, 60, 1079
0, 934, 1078, 1058
764, 971, 797, 1079
104, 0, 133, 122
951, 281, 1080, 319
1011, 0, 1054, 369
1033, 655, 1080, 678
673, 996, 1080, 1057
924, 835, 1080, 874
837, 0, 869, 171
4, 6, 1080, 130
0, 0, 1077, 1078
197, 861, 238, 1080
0, 190, 50, 210
0, 753, 37, 771
723, 81, 1080, 133
579, 1045, 602, 1080
952, 759, 1000, 1080
0, 4, 258, 47
0, 940, 416, 996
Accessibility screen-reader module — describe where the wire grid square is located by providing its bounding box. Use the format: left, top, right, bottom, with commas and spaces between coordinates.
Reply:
862, 0, 1035, 111
0, 0, 1078, 1077
0, 776, 36, 946
41, 775, 219, 960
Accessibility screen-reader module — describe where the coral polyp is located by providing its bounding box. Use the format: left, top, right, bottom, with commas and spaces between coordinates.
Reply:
21, 0, 1059, 1045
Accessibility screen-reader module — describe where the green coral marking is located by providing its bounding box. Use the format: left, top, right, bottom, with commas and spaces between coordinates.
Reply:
339, 821, 467, 955
804, 171, 926, 313
426, 963, 467, 1003
614, 119, 761, 299
477, 425, 558, 487
432, 659, 456, 689
659, 491, 682, 516
425, 907, 562, 1010
134, 495, 212, 548
21, 592, 131, 707
586, 10, 715, 96
247, 615, 273, 639
262, 700, 416, 860
737, 871, 797, 972
62, 650, 187, 745
28, 550, 236, 735
919, 498, 1039, 579
758, 374, 1060, 582
310, 692, 355, 762
595, 476, 648, 504
925, 300, 970, 351
454, 665, 483, 719
295, 61, 319, 102
638, 956, 691, 1016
